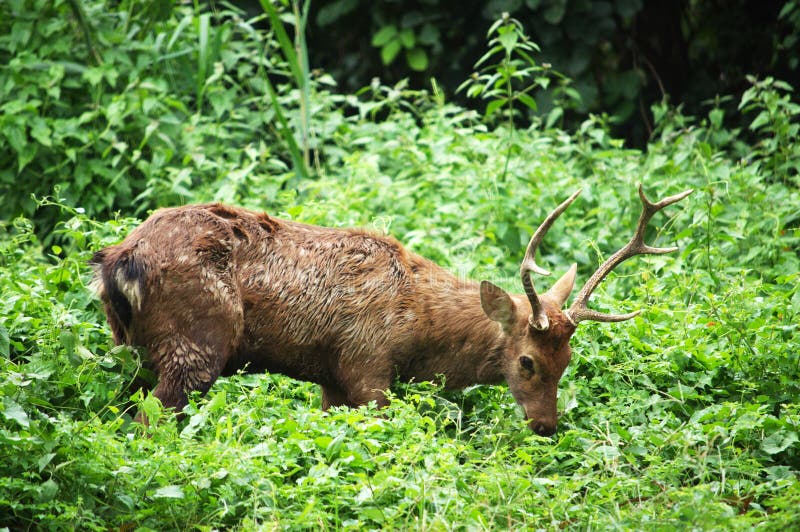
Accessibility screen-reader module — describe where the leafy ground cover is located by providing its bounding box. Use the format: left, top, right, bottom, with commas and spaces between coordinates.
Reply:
1, 2, 799, 530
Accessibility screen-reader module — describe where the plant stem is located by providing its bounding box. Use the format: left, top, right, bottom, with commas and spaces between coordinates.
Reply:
293, 0, 311, 171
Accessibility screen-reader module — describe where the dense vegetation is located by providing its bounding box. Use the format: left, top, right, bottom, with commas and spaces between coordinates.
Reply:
1, 1, 798, 529
305, 0, 800, 143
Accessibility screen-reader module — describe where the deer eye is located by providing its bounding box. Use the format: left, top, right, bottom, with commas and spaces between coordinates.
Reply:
519, 355, 535, 372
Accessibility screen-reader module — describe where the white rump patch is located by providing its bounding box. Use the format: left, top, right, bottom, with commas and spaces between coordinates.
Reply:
114, 269, 143, 311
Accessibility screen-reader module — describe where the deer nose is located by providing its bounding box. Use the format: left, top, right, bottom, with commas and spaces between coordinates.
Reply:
528, 419, 557, 436
535, 423, 556, 436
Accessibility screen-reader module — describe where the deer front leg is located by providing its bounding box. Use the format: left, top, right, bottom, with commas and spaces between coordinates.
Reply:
337, 355, 394, 409
321, 385, 349, 410
346, 377, 391, 408
321, 380, 391, 410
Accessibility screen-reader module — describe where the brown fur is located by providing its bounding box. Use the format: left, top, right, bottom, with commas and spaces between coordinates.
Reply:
91, 203, 580, 435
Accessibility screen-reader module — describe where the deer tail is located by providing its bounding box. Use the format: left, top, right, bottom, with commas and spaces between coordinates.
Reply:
89, 247, 147, 343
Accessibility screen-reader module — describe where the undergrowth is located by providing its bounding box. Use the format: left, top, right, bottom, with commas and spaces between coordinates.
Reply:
1, 1, 799, 530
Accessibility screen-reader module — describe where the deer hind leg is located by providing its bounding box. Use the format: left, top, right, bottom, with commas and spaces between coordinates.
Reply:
137, 329, 238, 424
137, 253, 243, 423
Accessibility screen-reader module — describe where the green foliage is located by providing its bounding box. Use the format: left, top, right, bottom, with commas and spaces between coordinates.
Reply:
739, 76, 800, 186
307, 0, 800, 144
260, 0, 314, 180
1, 2, 799, 530
777, 2, 800, 70
460, 13, 545, 121
0, 0, 324, 236
371, 23, 430, 72
457, 13, 580, 182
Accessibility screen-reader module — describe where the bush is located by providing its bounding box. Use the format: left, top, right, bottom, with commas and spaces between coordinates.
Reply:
0, 0, 304, 237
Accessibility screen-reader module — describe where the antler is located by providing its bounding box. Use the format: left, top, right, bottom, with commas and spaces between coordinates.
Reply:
564, 184, 693, 325
521, 189, 582, 331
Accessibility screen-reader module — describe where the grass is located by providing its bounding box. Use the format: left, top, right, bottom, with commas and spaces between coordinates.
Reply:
1, 1, 799, 530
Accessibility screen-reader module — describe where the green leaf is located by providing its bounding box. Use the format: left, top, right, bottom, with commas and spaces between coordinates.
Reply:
38, 479, 59, 502
399, 29, 415, 49
3, 123, 26, 153
485, 98, 506, 117
59, 330, 76, 357
371, 25, 397, 47
761, 430, 799, 455
0, 323, 9, 358
316, 0, 358, 26
260, 0, 304, 85
17, 143, 36, 172
263, 74, 308, 180
361, 507, 384, 523
498, 28, 518, 54
381, 40, 402, 65
2, 399, 30, 428
140, 393, 163, 425
38, 452, 57, 473
546, 106, 563, 128
417, 23, 439, 45
82, 67, 104, 87
791, 288, 800, 313
197, 13, 210, 82
749, 111, 770, 131
152, 485, 184, 499
314, 435, 333, 449
406, 48, 428, 71
206, 390, 227, 413
517, 92, 538, 111
739, 86, 756, 109
709, 108, 724, 128
779, 2, 795, 18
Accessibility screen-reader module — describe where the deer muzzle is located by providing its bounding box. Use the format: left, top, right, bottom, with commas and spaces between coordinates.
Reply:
527, 417, 557, 436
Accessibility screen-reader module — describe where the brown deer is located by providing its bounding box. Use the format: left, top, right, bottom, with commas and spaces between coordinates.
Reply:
90, 185, 691, 435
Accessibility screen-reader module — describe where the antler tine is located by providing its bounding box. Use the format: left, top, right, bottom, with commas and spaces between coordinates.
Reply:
565, 184, 693, 325
522, 189, 582, 331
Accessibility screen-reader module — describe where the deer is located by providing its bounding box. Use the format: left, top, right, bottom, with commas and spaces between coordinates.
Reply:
90, 185, 692, 436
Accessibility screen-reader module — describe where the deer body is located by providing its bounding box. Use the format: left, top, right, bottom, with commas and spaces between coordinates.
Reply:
92, 187, 691, 435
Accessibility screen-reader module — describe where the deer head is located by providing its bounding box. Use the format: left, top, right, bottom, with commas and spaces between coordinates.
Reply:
480, 185, 693, 435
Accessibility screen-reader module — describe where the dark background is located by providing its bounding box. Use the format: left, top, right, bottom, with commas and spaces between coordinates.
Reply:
236, 0, 799, 145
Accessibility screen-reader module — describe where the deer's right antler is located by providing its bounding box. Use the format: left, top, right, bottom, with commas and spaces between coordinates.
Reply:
521, 189, 582, 331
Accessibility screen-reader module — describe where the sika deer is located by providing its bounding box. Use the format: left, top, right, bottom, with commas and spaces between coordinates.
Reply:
91, 185, 691, 435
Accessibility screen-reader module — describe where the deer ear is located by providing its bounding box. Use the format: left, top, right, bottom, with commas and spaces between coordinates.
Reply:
545, 263, 577, 308
480, 281, 515, 329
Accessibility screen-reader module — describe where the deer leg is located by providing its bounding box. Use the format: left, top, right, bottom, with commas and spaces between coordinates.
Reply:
321, 363, 393, 410
321, 380, 390, 409
342, 365, 393, 409
321, 385, 349, 410
324, 350, 396, 411
348, 383, 391, 408
136, 334, 232, 425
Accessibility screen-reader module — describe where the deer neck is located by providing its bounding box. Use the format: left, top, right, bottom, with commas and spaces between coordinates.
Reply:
406, 275, 507, 388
